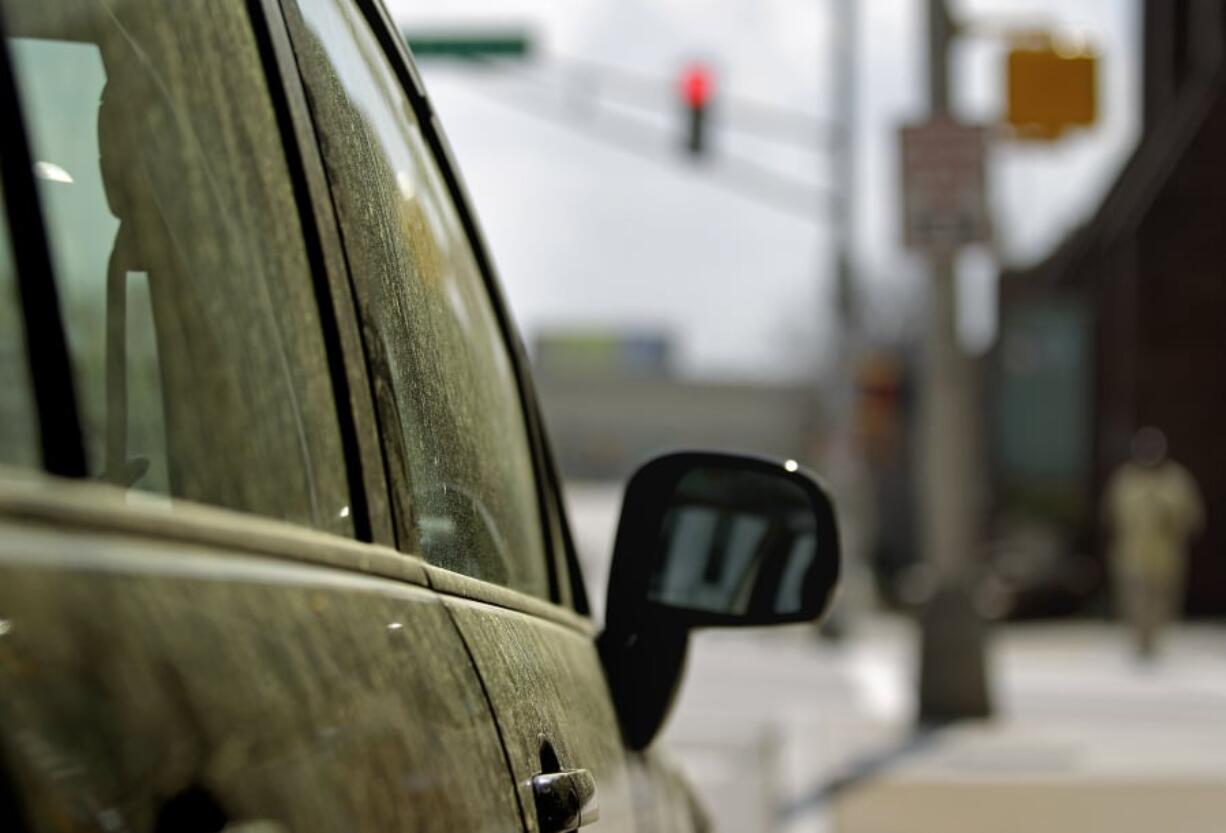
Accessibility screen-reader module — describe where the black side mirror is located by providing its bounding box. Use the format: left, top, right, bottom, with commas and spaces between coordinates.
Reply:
598, 451, 840, 749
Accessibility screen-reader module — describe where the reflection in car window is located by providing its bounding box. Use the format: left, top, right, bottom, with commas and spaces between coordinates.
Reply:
3, 0, 353, 535
0, 179, 39, 469
286, 0, 549, 597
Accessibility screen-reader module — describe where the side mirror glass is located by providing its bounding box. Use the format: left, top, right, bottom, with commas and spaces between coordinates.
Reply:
606, 452, 840, 632
648, 465, 832, 621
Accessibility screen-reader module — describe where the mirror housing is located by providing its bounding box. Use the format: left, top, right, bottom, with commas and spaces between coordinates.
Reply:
598, 451, 840, 749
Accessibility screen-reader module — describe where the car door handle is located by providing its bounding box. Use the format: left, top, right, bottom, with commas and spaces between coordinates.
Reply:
531, 768, 599, 833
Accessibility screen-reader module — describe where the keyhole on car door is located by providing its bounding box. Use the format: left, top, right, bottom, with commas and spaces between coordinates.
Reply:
539, 738, 562, 775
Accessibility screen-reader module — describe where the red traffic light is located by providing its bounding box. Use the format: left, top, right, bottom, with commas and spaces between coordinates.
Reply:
679, 63, 714, 108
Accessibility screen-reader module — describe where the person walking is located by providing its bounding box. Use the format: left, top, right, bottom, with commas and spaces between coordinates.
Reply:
1104, 427, 1205, 659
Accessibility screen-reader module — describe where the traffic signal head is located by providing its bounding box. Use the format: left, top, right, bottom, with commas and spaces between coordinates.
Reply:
679, 62, 715, 157
680, 63, 713, 108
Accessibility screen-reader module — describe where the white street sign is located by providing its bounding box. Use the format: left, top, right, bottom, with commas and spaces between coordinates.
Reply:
901, 118, 989, 250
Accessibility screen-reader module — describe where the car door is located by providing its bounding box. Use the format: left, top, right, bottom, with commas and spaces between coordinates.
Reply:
0, 2, 521, 830
272, 1, 639, 831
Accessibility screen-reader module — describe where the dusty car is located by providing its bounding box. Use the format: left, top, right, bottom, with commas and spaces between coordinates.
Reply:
0, 0, 840, 830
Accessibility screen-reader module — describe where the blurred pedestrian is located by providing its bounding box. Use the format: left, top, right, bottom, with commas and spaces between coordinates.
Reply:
1104, 427, 1204, 659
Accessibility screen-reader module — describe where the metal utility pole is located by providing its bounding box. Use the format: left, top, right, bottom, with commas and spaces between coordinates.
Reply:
915, 0, 992, 723
826, 0, 859, 432
815, 0, 863, 643
833, 0, 857, 330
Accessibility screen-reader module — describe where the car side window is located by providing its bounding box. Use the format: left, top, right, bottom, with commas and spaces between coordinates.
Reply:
283, 0, 550, 598
3, 0, 353, 535
0, 179, 39, 470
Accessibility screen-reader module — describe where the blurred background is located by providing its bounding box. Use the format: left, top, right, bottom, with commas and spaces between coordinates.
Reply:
393, 1, 1226, 830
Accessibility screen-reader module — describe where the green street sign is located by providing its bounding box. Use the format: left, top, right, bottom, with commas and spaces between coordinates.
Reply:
403, 29, 533, 60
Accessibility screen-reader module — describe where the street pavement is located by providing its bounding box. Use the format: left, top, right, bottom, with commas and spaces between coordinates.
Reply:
564, 481, 1226, 833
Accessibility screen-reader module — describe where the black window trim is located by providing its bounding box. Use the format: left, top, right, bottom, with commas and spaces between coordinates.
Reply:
243, 0, 374, 543
252, 0, 400, 548
339, 0, 589, 613
0, 9, 87, 478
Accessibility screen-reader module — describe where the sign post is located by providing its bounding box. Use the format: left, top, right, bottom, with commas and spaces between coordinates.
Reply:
905, 0, 993, 723
901, 8, 1100, 724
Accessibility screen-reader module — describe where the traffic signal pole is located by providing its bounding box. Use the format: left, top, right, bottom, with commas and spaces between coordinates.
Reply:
915, 0, 992, 723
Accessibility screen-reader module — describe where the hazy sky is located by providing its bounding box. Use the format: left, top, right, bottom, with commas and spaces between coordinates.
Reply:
390, 0, 1140, 379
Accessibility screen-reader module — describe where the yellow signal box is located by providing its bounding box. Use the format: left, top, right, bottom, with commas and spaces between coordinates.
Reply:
1007, 40, 1097, 140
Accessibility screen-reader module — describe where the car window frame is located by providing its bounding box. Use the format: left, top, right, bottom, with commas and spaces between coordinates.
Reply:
0, 0, 387, 545
1, 0, 588, 610
286, 0, 588, 612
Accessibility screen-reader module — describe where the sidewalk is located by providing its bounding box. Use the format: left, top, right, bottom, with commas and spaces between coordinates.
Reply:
833, 622, 1226, 833
659, 618, 1226, 833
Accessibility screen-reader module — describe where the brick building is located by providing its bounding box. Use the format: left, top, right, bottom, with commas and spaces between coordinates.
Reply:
994, 0, 1226, 613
